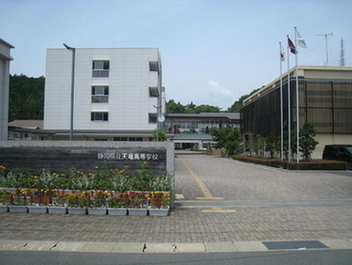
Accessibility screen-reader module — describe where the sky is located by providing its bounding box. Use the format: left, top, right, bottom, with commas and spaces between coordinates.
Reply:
1, 0, 351, 110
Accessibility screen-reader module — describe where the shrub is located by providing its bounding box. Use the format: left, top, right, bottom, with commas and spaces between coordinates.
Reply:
233, 155, 347, 170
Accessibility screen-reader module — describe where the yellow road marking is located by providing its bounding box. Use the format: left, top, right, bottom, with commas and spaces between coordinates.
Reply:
202, 207, 237, 213
181, 159, 223, 200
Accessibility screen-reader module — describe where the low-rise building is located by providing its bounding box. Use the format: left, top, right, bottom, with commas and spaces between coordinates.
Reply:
242, 66, 352, 159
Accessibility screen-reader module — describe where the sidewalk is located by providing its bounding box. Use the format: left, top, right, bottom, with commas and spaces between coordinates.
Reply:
0, 154, 351, 253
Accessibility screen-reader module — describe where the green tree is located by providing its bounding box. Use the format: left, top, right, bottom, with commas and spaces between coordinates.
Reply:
152, 129, 168, 141
227, 88, 261, 112
265, 133, 279, 158
256, 135, 265, 156
210, 127, 240, 156
185, 101, 196, 113
299, 123, 319, 161
194, 104, 222, 113
166, 100, 185, 113
9, 74, 45, 121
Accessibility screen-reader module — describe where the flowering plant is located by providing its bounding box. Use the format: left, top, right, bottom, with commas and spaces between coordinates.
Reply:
124, 191, 148, 208
90, 190, 110, 208
149, 192, 170, 209
29, 188, 53, 206
107, 192, 129, 208
67, 191, 90, 208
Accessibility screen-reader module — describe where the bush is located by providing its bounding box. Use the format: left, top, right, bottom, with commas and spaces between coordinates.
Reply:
233, 155, 347, 170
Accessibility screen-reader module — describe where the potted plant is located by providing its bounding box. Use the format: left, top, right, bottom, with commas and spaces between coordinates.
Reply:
148, 192, 170, 216
87, 190, 109, 215
107, 192, 129, 216
126, 191, 148, 216
0, 189, 10, 212
48, 190, 67, 214
66, 191, 88, 215
8, 188, 29, 213
28, 189, 52, 213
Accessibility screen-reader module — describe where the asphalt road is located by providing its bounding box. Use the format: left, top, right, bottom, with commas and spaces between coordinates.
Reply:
1, 250, 352, 265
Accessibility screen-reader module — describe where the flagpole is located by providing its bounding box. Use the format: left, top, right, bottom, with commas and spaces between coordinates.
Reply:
287, 35, 291, 162
294, 26, 300, 163
279, 42, 284, 161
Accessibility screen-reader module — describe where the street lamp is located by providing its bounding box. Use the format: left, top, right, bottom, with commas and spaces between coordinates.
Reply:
63, 43, 75, 140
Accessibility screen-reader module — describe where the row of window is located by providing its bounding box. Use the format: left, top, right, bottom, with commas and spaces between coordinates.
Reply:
91, 112, 157, 123
91, 86, 158, 103
91, 60, 159, 78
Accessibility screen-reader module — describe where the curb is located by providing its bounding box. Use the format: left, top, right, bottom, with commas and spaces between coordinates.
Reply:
0, 239, 351, 253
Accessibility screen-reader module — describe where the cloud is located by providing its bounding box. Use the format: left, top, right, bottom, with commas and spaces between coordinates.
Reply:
208, 80, 235, 99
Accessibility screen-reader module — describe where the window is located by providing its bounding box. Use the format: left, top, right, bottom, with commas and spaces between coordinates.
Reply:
149, 113, 157, 123
91, 112, 108, 121
149, 87, 159, 97
92, 60, 109, 77
92, 86, 109, 103
149, 61, 159, 72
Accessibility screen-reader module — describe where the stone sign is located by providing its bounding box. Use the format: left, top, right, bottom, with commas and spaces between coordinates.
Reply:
0, 146, 167, 174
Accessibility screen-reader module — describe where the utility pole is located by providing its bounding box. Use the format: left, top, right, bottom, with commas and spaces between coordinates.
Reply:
317, 32, 333, 66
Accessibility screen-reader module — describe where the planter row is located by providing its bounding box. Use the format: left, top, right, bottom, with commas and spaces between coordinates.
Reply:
0, 205, 169, 216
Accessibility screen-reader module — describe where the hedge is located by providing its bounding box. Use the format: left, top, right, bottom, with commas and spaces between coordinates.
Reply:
232, 155, 347, 170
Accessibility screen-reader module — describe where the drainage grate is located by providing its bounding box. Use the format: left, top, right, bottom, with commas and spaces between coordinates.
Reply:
262, 240, 329, 250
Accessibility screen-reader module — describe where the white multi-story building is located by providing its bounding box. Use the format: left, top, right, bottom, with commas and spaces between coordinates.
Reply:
44, 47, 164, 141
0, 39, 14, 140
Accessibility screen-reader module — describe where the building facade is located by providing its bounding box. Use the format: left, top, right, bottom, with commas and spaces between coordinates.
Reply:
44, 48, 164, 140
242, 66, 352, 158
163, 113, 241, 149
0, 39, 14, 140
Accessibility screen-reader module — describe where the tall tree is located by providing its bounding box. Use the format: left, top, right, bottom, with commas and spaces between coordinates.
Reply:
9, 74, 45, 121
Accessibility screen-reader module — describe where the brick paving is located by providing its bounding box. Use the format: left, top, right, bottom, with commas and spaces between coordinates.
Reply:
0, 154, 351, 244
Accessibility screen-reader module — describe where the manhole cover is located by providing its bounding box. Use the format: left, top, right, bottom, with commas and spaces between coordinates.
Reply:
262, 240, 329, 250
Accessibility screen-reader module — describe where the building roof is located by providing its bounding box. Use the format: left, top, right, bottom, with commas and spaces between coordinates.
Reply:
166, 113, 240, 120
0, 38, 14, 48
8, 120, 44, 130
243, 65, 352, 106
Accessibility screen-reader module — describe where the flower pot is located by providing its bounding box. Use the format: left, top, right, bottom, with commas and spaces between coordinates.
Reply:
107, 208, 127, 216
8, 205, 28, 213
67, 207, 87, 215
47, 206, 67, 214
148, 207, 169, 217
87, 208, 107, 215
0, 205, 8, 213
28, 205, 48, 214
128, 208, 148, 216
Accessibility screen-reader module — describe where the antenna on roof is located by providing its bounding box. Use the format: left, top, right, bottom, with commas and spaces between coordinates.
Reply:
340, 38, 345, 66
317, 32, 333, 66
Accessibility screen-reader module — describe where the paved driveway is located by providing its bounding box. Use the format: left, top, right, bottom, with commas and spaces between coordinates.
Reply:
0, 154, 351, 246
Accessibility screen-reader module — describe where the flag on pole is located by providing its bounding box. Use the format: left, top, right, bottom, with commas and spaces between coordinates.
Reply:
296, 29, 307, 48
280, 43, 285, 61
288, 37, 297, 54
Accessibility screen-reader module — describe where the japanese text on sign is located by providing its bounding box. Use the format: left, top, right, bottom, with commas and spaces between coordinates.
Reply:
97, 152, 159, 161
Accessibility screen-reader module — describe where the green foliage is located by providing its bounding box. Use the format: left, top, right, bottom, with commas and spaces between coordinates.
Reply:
265, 133, 280, 158
210, 127, 240, 156
256, 135, 265, 156
233, 155, 347, 170
166, 100, 186, 113
299, 123, 319, 161
152, 129, 168, 141
166, 100, 222, 113
9, 74, 45, 121
0, 164, 173, 192
227, 88, 261, 112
